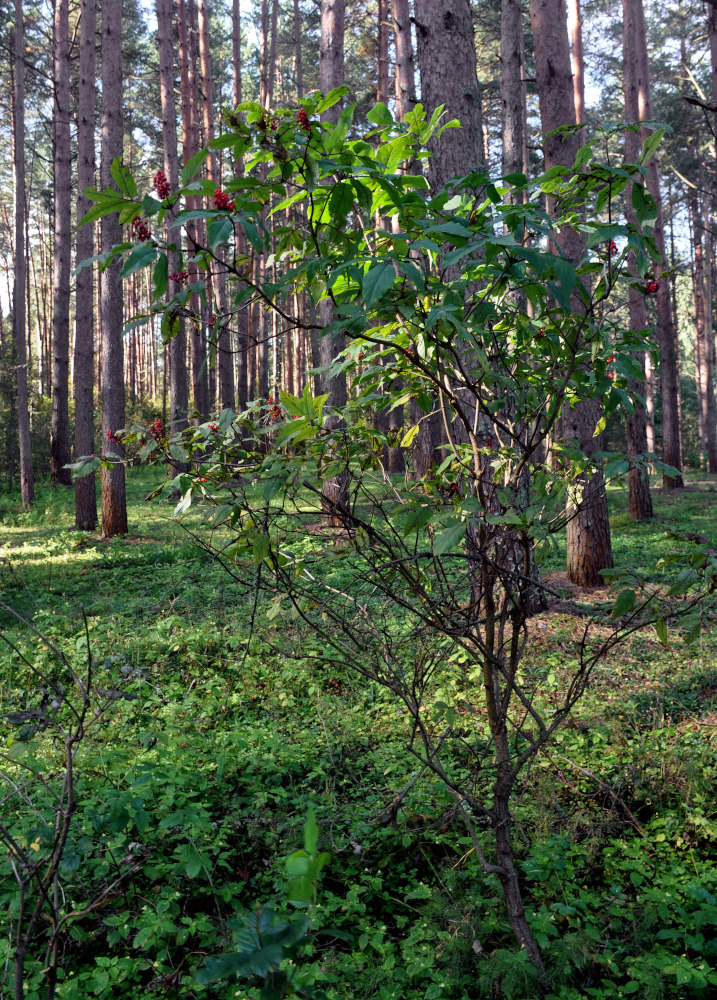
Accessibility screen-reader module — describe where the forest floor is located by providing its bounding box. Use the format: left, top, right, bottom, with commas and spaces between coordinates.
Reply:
0, 469, 716, 1000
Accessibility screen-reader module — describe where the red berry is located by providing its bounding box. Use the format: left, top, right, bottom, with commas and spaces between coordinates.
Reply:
645, 279, 660, 294
154, 169, 171, 199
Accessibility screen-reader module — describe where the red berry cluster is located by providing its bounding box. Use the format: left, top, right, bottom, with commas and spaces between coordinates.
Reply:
207, 314, 216, 326
213, 189, 236, 211
258, 113, 278, 131
106, 428, 121, 444
154, 169, 171, 199
297, 107, 311, 133
209, 423, 220, 433
536, 327, 546, 339
645, 279, 660, 294
449, 483, 462, 497
131, 216, 152, 242
606, 239, 618, 256
267, 396, 282, 422
149, 417, 164, 441
169, 270, 189, 286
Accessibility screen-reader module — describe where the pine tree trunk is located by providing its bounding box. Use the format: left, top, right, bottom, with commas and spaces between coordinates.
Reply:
318, 0, 348, 525
627, 0, 683, 487
181, 0, 209, 419
530, 0, 614, 586
392, 0, 415, 119
51, 0, 72, 486
75, 0, 98, 530
566, 0, 585, 125
12, 0, 33, 506
412, 0, 485, 474
622, 0, 653, 519
197, 0, 234, 413
414, 0, 484, 186
703, 192, 717, 473
100, 0, 127, 537
500, 0, 525, 183
156, 0, 189, 457
377, 0, 389, 104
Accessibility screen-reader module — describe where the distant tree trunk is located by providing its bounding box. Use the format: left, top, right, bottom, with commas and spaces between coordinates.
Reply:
100, 0, 127, 537
377, 0, 389, 104
412, 0, 485, 474
51, 0, 72, 486
12, 0, 33, 506
268, 0, 279, 106
392, 0, 415, 119
198, 0, 234, 413
259, 0, 270, 108
622, 0, 653, 519
293, 0, 303, 98
318, 0, 347, 408
566, 0, 585, 125
74, 0, 98, 530
157, 0, 189, 457
232, 0, 249, 411
703, 191, 717, 473
501, 0, 525, 183
178, 0, 208, 419
318, 0, 348, 525
690, 187, 717, 472
530, 0, 614, 585
628, 0, 683, 487
414, 0, 484, 186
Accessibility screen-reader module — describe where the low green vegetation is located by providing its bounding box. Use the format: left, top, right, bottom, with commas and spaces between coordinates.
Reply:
1, 470, 715, 999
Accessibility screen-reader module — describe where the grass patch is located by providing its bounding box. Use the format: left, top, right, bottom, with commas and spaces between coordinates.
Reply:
0, 470, 715, 999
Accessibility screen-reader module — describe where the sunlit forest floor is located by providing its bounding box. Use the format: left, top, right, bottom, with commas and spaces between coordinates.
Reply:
0, 469, 716, 999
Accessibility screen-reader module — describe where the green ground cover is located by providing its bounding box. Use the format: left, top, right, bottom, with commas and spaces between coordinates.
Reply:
0, 470, 716, 999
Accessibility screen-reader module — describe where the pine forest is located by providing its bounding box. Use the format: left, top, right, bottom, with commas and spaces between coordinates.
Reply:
0, 1, 717, 998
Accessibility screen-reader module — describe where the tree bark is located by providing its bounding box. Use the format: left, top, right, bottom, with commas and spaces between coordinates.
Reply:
414, 0, 485, 187
392, 0, 415, 120
12, 0, 33, 506
627, 0, 683, 487
566, 0, 585, 125
622, 0, 653, 519
51, 0, 72, 486
100, 0, 127, 537
157, 0, 189, 454
197, 0, 234, 413
530, 0, 614, 586
377, 0, 390, 104
74, 0, 98, 529
413, 0, 485, 473
501, 0, 525, 183
293, 0, 303, 99
318, 0, 348, 524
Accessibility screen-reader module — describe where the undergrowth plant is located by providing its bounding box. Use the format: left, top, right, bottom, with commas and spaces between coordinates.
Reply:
75, 93, 715, 991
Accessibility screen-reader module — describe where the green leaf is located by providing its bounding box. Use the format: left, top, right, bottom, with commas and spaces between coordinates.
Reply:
120, 244, 157, 279
181, 148, 209, 186
434, 521, 466, 555
631, 184, 657, 224
329, 182, 354, 226
611, 589, 636, 618
640, 126, 665, 166
153, 254, 168, 300
208, 216, 233, 251
315, 85, 349, 114
367, 102, 394, 128
400, 424, 419, 448
253, 532, 270, 566
593, 414, 607, 437
362, 262, 395, 307
110, 157, 137, 198
303, 809, 318, 855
